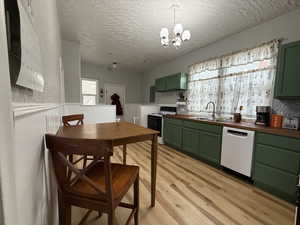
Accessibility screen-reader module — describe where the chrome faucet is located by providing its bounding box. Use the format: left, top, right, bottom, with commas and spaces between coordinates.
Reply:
206, 101, 216, 120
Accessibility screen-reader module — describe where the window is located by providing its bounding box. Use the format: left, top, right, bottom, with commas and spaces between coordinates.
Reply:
81, 78, 98, 105
187, 41, 279, 118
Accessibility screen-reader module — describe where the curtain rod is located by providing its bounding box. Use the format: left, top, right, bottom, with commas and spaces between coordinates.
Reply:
188, 39, 283, 69
188, 66, 276, 83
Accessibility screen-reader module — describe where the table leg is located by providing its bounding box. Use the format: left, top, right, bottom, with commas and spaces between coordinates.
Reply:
123, 144, 127, 165
151, 134, 158, 207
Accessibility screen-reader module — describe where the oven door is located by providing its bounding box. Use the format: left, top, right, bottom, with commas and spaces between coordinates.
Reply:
147, 115, 162, 137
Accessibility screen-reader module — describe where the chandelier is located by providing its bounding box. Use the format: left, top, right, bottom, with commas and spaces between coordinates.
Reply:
160, 2, 191, 49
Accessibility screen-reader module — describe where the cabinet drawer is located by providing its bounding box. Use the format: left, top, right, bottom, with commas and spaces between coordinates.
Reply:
164, 118, 183, 126
255, 144, 300, 174
254, 163, 298, 199
256, 132, 300, 153
183, 120, 222, 134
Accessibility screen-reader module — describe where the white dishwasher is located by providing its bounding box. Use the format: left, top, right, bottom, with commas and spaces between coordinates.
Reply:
221, 127, 255, 177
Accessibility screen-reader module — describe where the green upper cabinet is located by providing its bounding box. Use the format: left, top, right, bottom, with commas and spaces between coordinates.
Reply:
155, 77, 166, 92
155, 72, 187, 92
274, 40, 300, 99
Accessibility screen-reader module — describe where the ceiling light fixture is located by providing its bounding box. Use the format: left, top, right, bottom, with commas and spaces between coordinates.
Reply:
112, 62, 117, 69
160, 1, 191, 49
107, 61, 118, 72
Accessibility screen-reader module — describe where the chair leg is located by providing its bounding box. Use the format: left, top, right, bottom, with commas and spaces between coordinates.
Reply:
67, 155, 74, 179
60, 201, 71, 225
108, 210, 115, 225
123, 144, 127, 165
134, 173, 139, 225
58, 193, 64, 225
83, 156, 87, 169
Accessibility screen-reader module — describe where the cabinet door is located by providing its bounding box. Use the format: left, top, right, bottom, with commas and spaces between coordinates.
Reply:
155, 77, 166, 92
165, 74, 180, 90
253, 163, 298, 202
163, 121, 182, 149
165, 73, 187, 91
182, 127, 199, 155
198, 131, 221, 165
275, 41, 300, 98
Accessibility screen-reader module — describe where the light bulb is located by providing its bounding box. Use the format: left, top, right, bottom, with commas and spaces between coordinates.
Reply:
160, 28, 169, 39
173, 24, 183, 36
161, 38, 169, 47
182, 30, 191, 41
172, 37, 182, 48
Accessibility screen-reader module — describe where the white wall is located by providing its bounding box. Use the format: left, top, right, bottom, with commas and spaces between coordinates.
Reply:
64, 104, 116, 124
13, 106, 62, 225
1, 0, 64, 224
81, 62, 143, 104
142, 8, 300, 104
62, 40, 81, 103
0, 1, 18, 224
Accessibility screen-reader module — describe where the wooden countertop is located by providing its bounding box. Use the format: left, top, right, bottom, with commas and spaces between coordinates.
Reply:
166, 115, 300, 139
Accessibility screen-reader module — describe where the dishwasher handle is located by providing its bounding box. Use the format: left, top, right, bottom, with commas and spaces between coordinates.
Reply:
227, 129, 248, 137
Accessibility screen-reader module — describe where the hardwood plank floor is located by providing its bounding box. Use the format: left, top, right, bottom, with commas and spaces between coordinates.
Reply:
71, 142, 295, 225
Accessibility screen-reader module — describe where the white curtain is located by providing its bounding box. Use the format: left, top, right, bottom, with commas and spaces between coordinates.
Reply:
187, 58, 220, 112
188, 41, 279, 118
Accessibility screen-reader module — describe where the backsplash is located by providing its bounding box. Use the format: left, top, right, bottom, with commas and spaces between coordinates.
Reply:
272, 99, 300, 118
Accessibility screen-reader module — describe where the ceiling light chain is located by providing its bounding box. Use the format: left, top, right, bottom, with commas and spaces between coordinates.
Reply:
160, 1, 191, 49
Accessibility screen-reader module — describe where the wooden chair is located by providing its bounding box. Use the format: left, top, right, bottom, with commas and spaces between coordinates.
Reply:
45, 134, 139, 225
62, 114, 128, 165
62, 114, 89, 169
62, 114, 84, 127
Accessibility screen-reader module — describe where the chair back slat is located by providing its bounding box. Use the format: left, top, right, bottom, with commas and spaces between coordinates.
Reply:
45, 134, 114, 200
62, 114, 84, 127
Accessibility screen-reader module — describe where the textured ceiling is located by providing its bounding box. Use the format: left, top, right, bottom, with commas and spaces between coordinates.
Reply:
57, 0, 300, 72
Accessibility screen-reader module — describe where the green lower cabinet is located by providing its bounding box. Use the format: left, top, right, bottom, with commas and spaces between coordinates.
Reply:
253, 163, 298, 203
176, 121, 222, 166
255, 144, 300, 174
164, 120, 182, 149
198, 131, 222, 166
182, 128, 199, 155
253, 132, 300, 203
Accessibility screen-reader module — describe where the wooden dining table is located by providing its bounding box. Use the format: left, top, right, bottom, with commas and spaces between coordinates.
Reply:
56, 121, 159, 207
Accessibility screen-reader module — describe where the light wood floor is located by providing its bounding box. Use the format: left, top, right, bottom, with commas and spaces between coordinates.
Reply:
72, 142, 295, 225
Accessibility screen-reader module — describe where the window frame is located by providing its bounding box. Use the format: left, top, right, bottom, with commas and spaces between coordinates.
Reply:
81, 78, 99, 106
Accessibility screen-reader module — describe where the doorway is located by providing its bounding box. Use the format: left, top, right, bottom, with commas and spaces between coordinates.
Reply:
104, 82, 126, 107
